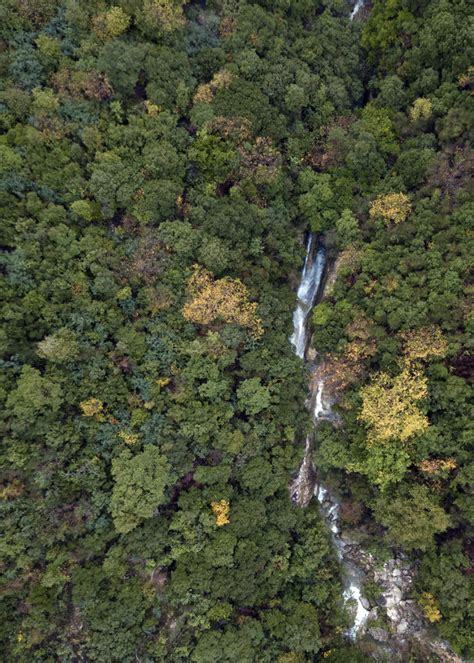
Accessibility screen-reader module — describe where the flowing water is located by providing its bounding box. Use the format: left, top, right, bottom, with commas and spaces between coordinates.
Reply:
289, 236, 466, 660
350, 0, 365, 20
289, 2, 382, 639
290, 235, 326, 359
290, 234, 370, 638
287, 2, 466, 656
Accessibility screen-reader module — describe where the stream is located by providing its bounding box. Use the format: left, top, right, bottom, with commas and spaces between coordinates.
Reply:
289, 234, 466, 661
286, 1, 467, 659
289, 235, 370, 639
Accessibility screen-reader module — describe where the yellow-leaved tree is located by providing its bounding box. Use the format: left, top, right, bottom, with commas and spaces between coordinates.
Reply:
409, 97, 432, 122
211, 500, 230, 526
352, 325, 449, 486
80, 398, 104, 419
92, 7, 130, 39
183, 266, 263, 338
401, 325, 448, 364
193, 69, 234, 104
369, 192, 411, 224
359, 367, 428, 445
419, 592, 441, 623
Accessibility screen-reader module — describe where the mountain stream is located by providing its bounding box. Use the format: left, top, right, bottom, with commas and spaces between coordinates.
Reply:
289, 234, 465, 661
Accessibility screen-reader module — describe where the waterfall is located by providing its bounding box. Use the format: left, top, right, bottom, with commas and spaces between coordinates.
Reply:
290, 235, 326, 359
316, 486, 370, 639
290, 233, 370, 638
350, 0, 365, 20
289, 236, 465, 658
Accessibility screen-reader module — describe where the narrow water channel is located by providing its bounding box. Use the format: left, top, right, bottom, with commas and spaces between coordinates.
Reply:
290, 234, 370, 638
289, 235, 465, 660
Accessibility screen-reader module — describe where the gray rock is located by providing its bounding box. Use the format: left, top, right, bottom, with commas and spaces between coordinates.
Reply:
368, 627, 390, 642
339, 531, 354, 544
360, 596, 371, 611
306, 347, 317, 362
387, 586, 403, 604
396, 619, 409, 634
392, 576, 405, 589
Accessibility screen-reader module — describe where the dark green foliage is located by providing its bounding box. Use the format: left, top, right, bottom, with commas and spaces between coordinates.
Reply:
0, 0, 472, 661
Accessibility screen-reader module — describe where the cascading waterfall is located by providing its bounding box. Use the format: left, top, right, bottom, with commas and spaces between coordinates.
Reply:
290, 233, 370, 638
289, 1, 381, 639
290, 235, 326, 359
313, 382, 370, 638
289, 236, 465, 659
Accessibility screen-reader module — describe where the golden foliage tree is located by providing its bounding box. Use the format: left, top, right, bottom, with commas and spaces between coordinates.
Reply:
369, 192, 412, 224
357, 325, 447, 448
409, 97, 432, 122
80, 398, 104, 419
92, 7, 130, 39
401, 325, 448, 364
359, 367, 428, 444
419, 592, 441, 623
211, 499, 230, 526
183, 266, 263, 337
193, 69, 234, 104
118, 431, 139, 445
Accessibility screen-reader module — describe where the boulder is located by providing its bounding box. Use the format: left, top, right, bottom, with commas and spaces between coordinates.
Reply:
386, 586, 403, 604
396, 619, 409, 634
368, 627, 389, 642
339, 530, 354, 544
360, 596, 371, 611
306, 346, 317, 362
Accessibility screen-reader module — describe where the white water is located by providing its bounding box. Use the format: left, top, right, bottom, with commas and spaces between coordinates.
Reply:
350, 0, 365, 20
316, 486, 370, 638
314, 380, 325, 419
290, 235, 326, 358
290, 233, 370, 638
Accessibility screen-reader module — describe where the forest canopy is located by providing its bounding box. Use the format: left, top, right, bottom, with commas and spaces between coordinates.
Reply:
0, 0, 472, 661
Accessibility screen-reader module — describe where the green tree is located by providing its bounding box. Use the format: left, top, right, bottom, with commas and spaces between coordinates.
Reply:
111, 446, 171, 533
298, 171, 342, 233
6, 366, 62, 420
335, 209, 359, 249
373, 485, 451, 551
237, 378, 271, 416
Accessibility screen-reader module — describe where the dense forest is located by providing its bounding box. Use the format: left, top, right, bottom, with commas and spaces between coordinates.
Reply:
0, 0, 472, 661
